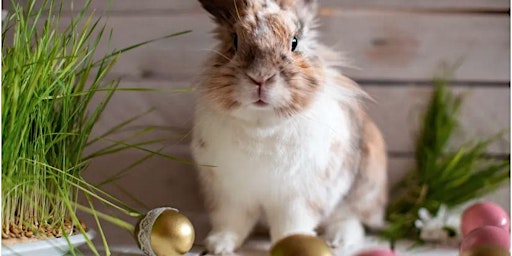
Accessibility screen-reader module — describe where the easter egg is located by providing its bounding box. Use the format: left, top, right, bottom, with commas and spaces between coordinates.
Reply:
135, 207, 195, 256
461, 201, 509, 236
270, 234, 334, 256
459, 245, 510, 256
354, 248, 397, 256
459, 225, 510, 253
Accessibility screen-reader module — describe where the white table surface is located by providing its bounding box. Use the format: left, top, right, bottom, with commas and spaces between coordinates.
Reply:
84, 236, 459, 256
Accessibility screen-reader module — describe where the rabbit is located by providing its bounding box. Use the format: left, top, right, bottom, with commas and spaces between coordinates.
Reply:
191, 0, 388, 254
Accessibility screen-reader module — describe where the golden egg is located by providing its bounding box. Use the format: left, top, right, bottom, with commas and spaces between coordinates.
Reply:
270, 234, 334, 256
136, 208, 195, 256
460, 245, 510, 256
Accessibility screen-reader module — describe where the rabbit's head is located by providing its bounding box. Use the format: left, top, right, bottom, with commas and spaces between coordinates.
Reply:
198, 0, 325, 120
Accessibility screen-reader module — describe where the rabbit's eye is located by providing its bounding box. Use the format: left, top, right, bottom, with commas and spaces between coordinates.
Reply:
291, 36, 298, 51
233, 34, 238, 50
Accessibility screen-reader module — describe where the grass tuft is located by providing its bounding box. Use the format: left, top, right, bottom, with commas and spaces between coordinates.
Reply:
2, 0, 190, 253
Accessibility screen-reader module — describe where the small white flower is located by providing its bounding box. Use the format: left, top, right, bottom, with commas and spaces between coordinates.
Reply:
414, 205, 461, 244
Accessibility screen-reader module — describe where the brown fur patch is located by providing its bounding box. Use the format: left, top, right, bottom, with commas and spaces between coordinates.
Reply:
275, 55, 323, 117
266, 14, 291, 44
343, 111, 388, 228
202, 66, 242, 111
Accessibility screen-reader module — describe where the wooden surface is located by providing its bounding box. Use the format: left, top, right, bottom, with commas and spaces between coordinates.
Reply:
10, 1, 507, 82
58, 10, 510, 82
79, 237, 463, 256
5, 0, 509, 251
8, 0, 510, 13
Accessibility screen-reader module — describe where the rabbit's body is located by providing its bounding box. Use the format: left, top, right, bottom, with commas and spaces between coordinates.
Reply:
191, 0, 388, 254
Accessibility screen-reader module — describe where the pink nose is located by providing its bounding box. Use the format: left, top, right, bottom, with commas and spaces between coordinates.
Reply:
247, 73, 276, 87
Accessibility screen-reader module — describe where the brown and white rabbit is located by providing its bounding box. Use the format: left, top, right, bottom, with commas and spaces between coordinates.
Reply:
191, 0, 388, 254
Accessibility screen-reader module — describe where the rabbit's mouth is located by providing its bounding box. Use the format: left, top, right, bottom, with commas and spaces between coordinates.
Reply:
253, 99, 269, 107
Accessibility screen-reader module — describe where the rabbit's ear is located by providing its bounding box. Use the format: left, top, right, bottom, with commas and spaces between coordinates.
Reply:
198, 0, 248, 24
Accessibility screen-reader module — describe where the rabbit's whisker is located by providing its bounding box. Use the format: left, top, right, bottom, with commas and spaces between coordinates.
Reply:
233, 0, 242, 23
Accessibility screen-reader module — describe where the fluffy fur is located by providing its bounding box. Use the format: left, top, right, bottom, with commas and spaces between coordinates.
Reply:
191, 0, 388, 254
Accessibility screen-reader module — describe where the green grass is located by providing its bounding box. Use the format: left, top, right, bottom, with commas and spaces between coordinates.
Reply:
2, 0, 115, 237
2, 0, 190, 254
382, 78, 510, 243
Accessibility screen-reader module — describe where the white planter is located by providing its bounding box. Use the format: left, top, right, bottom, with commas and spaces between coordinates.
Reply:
1, 230, 95, 256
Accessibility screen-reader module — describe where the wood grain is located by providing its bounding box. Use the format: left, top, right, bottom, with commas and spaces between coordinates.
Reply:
322, 0, 509, 12
319, 11, 509, 82
71, 11, 509, 82
365, 84, 510, 155
7, 0, 507, 13
7, 3, 508, 82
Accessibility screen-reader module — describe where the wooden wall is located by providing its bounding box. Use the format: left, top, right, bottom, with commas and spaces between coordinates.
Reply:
6, 0, 509, 247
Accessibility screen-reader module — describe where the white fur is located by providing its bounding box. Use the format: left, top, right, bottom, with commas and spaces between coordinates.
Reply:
192, 78, 361, 254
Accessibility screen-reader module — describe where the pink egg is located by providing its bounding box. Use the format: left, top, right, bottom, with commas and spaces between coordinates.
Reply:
461, 201, 510, 236
459, 225, 511, 252
354, 248, 397, 256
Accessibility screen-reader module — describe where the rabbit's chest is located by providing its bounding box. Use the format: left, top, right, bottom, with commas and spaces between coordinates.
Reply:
200, 111, 350, 177
192, 99, 355, 205
224, 122, 328, 163
197, 116, 352, 205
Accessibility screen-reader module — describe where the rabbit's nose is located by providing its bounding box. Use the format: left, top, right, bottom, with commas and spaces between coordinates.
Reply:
246, 72, 276, 87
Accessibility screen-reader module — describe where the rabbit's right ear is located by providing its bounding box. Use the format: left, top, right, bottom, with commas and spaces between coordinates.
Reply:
198, 0, 248, 24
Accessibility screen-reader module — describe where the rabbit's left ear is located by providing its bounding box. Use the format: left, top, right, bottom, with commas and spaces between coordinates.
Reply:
198, 0, 249, 25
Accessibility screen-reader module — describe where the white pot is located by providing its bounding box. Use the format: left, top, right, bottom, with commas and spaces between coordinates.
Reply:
1, 230, 95, 256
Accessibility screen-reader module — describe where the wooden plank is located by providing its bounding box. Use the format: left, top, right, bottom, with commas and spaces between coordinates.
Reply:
319, 10, 510, 82
89, 80, 195, 138
75, 11, 509, 82
91, 80, 509, 155
84, 1, 200, 13
7, 0, 507, 13
322, 0, 509, 12
5, 5, 508, 82
365, 84, 510, 155
1, 1, 201, 13
89, 14, 214, 81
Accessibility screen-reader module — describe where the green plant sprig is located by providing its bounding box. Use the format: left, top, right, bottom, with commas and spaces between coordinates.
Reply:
382, 78, 510, 243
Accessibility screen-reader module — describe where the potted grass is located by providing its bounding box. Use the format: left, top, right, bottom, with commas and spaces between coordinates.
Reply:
2, 0, 190, 255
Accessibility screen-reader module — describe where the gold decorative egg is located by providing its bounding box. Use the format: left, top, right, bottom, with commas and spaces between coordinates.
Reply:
270, 234, 334, 256
135, 207, 195, 256
460, 245, 511, 256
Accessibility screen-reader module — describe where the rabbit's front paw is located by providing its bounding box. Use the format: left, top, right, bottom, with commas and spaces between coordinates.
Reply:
205, 231, 241, 255
323, 218, 364, 250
